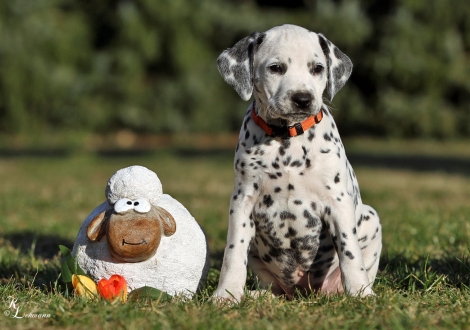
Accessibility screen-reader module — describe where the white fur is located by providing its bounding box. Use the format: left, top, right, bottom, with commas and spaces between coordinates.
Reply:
213, 25, 381, 302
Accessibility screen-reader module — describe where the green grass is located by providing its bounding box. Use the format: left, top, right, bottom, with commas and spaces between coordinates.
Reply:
1, 139, 470, 329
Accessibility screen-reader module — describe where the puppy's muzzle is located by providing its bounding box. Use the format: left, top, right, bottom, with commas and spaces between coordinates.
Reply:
292, 92, 313, 110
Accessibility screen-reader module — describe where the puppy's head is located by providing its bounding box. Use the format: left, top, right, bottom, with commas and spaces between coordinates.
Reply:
217, 24, 352, 122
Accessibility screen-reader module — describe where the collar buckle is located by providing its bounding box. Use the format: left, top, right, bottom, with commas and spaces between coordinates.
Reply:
270, 125, 290, 139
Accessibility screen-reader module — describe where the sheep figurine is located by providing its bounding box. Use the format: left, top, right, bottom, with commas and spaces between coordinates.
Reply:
72, 165, 210, 297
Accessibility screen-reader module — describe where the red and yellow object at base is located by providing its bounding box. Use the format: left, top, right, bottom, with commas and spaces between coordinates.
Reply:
97, 274, 128, 303
72, 274, 98, 299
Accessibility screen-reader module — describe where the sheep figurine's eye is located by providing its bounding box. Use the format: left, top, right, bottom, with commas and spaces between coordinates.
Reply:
114, 198, 134, 214
133, 198, 151, 214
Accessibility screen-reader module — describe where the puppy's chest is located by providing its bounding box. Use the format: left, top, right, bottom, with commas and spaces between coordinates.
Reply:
246, 137, 326, 245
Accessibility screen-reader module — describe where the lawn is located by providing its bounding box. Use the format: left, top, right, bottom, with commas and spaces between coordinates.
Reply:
1, 137, 470, 329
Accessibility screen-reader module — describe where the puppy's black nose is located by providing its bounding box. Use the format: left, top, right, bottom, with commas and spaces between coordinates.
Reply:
292, 92, 313, 109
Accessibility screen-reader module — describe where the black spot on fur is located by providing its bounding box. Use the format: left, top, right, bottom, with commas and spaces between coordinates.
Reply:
323, 133, 331, 141
334, 173, 340, 183
282, 139, 291, 149
294, 200, 302, 205
308, 131, 315, 141
263, 195, 274, 208
304, 210, 320, 228
290, 160, 302, 167
325, 206, 331, 216
320, 148, 330, 153
280, 211, 297, 220
284, 227, 298, 238
345, 251, 354, 259
254, 183, 259, 190
288, 184, 295, 190
229, 244, 235, 249
272, 162, 280, 169
262, 254, 272, 263
283, 156, 292, 166
274, 187, 281, 193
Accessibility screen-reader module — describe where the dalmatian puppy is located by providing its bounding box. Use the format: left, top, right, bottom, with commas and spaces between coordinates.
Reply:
212, 24, 381, 302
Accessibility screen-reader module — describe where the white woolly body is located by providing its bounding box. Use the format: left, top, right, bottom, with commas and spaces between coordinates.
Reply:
73, 193, 210, 296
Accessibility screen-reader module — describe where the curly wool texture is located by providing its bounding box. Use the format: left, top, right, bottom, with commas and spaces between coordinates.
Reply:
72, 166, 210, 297
106, 166, 163, 206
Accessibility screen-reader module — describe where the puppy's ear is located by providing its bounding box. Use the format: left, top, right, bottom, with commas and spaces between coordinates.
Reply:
318, 33, 353, 101
217, 31, 266, 101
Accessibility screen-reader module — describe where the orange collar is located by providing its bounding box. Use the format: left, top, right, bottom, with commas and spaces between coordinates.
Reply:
251, 103, 323, 139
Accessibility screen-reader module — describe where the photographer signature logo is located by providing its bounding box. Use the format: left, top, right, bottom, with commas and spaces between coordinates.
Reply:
4, 296, 51, 319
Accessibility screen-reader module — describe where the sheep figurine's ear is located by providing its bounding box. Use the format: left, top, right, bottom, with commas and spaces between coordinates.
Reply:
154, 206, 177, 237
217, 31, 266, 101
87, 209, 110, 241
317, 33, 353, 101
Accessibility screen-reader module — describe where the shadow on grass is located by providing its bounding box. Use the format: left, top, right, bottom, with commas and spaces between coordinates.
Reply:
209, 249, 224, 271
0, 148, 70, 158
2, 231, 74, 259
348, 153, 470, 176
379, 253, 470, 291
2, 146, 469, 175
96, 148, 234, 159
0, 232, 73, 290
209, 248, 470, 292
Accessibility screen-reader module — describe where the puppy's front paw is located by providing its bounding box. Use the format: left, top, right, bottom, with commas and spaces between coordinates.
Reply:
349, 286, 375, 297
211, 288, 243, 305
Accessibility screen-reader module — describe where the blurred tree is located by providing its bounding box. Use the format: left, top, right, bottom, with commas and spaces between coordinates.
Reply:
0, 0, 92, 132
0, 0, 468, 138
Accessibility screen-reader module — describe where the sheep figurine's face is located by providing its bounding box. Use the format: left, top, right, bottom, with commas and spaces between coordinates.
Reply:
86, 198, 176, 263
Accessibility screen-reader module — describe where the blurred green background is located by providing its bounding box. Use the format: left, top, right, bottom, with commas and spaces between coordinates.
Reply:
1, 0, 469, 140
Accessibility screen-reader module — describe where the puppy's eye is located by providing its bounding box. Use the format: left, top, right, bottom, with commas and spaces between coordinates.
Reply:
268, 64, 283, 74
312, 65, 324, 74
